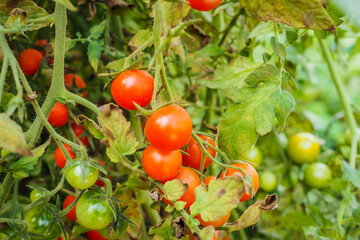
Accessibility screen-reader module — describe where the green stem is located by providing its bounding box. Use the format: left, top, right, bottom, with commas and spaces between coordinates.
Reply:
0, 173, 16, 211
201, 89, 216, 130
0, 57, 8, 105
218, 9, 242, 47
63, 91, 99, 115
137, 190, 161, 224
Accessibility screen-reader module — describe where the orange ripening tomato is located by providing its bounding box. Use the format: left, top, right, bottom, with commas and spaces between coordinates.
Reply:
195, 211, 231, 228
71, 122, 90, 147
48, 102, 69, 127
18, 49, 43, 76
62, 195, 77, 221
225, 163, 259, 202
111, 70, 154, 110
182, 135, 216, 170
203, 176, 216, 185
54, 144, 76, 168
187, 0, 223, 11
64, 74, 88, 98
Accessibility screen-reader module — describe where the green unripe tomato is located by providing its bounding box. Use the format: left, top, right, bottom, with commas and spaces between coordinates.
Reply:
30, 189, 43, 202
304, 162, 332, 188
241, 146, 263, 168
76, 190, 114, 230
25, 205, 61, 240
287, 132, 320, 164
260, 171, 277, 192
65, 163, 98, 189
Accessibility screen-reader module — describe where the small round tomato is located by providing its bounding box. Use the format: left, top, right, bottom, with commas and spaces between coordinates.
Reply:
48, 102, 69, 127
71, 122, 90, 147
86, 230, 107, 240
30, 189, 43, 202
62, 194, 77, 221
142, 145, 182, 181
182, 135, 216, 171
203, 176, 216, 186
65, 162, 99, 189
195, 211, 231, 228
304, 162, 332, 188
187, 0, 222, 11
241, 146, 262, 169
111, 70, 154, 110
18, 49, 43, 76
145, 105, 193, 151
287, 132, 320, 164
64, 74, 88, 98
76, 190, 114, 230
225, 163, 259, 202
260, 171, 277, 192
54, 144, 76, 168
36, 39, 48, 57
25, 204, 61, 240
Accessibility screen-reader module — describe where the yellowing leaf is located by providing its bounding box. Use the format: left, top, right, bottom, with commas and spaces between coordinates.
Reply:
163, 179, 188, 202
161, 2, 191, 29
199, 226, 215, 240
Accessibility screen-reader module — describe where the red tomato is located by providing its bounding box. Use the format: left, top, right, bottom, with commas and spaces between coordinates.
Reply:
142, 145, 182, 181
183, 135, 216, 170
62, 195, 77, 221
187, 0, 222, 11
54, 144, 75, 168
111, 70, 154, 110
203, 176, 216, 185
64, 74, 87, 98
86, 230, 108, 240
225, 163, 259, 202
71, 122, 90, 147
36, 39, 48, 57
196, 211, 231, 228
48, 102, 69, 127
145, 105, 193, 151
18, 49, 43, 76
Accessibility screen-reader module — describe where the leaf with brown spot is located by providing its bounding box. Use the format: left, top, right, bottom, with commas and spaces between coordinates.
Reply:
149, 219, 176, 240
161, 2, 191, 29
172, 216, 189, 239
226, 193, 278, 231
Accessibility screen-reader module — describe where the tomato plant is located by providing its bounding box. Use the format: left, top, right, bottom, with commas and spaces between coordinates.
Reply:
304, 162, 332, 188
54, 144, 75, 168
64, 74, 87, 98
287, 132, 321, 164
71, 122, 90, 147
241, 146, 263, 169
259, 171, 277, 192
182, 135, 216, 170
188, 0, 223, 11
86, 230, 107, 240
196, 210, 231, 228
30, 189, 43, 202
47, 102, 69, 127
65, 162, 98, 189
62, 194, 77, 221
18, 49, 43, 76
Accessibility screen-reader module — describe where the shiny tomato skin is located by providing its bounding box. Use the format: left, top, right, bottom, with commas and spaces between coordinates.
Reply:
64, 74, 88, 98
203, 176, 216, 185
142, 145, 182, 181
111, 70, 154, 110
86, 230, 108, 240
62, 195, 77, 221
287, 132, 320, 164
183, 135, 216, 170
196, 211, 231, 228
54, 144, 75, 168
76, 191, 114, 230
260, 171, 277, 192
145, 105, 193, 151
48, 102, 69, 127
30, 189, 43, 202
304, 162, 332, 188
71, 122, 90, 147
18, 49, 43, 76
65, 163, 99, 189
225, 163, 259, 202
188, 0, 223, 11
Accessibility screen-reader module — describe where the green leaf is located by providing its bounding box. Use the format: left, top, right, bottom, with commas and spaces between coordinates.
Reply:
342, 160, 360, 189
163, 179, 188, 202
218, 64, 295, 159
352, 207, 360, 223
174, 201, 187, 211
282, 70, 298, 91
196, 44, 223, 58
52, 0, 77, 11
149, 219, 175, 240
199, 226, 215, 240
89, 20, 106, 39
270, 37, 286, 60
128, 29, 153, 50
286, 31, 298, 44
161, 2, 191, 29
98, 104, 139, 163
226, 194, 278, 231
0, 113, 32, 156
239, 0, 336, 33
197, 57, 261, 89
189, 175, 247, 222
78, 114, 104, 140
303, 226, 331, 240
87, 41, 102, 72
248, 22, 275, 38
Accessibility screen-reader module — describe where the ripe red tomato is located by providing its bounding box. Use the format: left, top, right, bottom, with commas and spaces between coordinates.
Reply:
225, 163, 259, 202
64, 74, 88, 98
48, 102, 69, 127
54, 144, 75, 168
18, 49, 43, 76
71, 122, 90, 147
145, 105, 193, 151
196, 211, 231, 228
36, 39, 48, 57
203, 176, 216, 185
86, 230, 108, 240
62, 194, 77, 221
187, 0, 222, 11
183, 135, 216, 170
111, 70, 154, 110
142, 145, 182, 181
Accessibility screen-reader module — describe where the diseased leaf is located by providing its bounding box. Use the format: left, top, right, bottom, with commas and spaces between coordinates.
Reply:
239, 0, 336, 33
163, 179, 188, 202
149, 219, 175, 240
128, 29, 153, 50
219, 64, 295, 159
87, 41, 102, 72
78, 114, 104, 140
226, 194, 278, 231
0, 113, 32, 156
98, 104, 139, 163
118, 192, 142, 239
199, 226, 215, 240
161, 2, 191, 29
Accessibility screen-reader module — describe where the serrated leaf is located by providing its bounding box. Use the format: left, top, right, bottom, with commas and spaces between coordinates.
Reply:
161, 2, 191, 29
163, 179, 188, 202
98, 104, 139, 163
149, 219, 175, 240
226, 194, 278, 231
189, 175, 248, 222
286, 31, 298, 44
174, 201, 187, 211
128, 29, 153, 50
270, 37, 286, 60
89, 20, 106, 39
0, 113, 32, 156
342, 160, 360, 189
239, 0, 336, 33
78, 114, 104, 140
218, 64, 295, 159
199, 226, 215, 240
88, 41, 102, 72
52, 0, 77, 11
